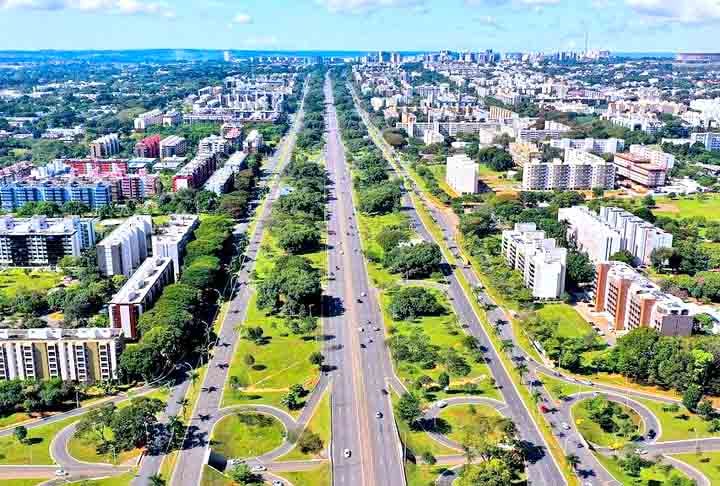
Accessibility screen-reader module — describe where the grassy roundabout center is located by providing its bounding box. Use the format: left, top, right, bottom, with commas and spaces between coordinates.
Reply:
211, 411, 286, 460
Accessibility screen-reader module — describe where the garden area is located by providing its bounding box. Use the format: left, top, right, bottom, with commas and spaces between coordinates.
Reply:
210, 412, 286, 460
572, 396, 642, 448
437, 403, 507, 444
595, 452, 694, 486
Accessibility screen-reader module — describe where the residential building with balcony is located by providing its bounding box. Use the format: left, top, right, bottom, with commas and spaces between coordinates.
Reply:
96, 215, 153, 277
522, 149, 616, 191
151, 214, 199, 278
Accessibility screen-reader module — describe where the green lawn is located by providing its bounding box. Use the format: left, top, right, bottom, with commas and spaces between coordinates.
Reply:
200, 465, 235, 486
405, 462, 451, 486
536, 304, 595, 340
635, 397, 720, 442
0, 415, 79, 465
382, 290, 500, 403
5, 480, 50, 486
573, 399, 642, 448
211, 412, 286, 460
68, 470, 137, 486
67, 432, 140, 465
439, 403, 504, 444
278, 462, 331, 486
654, 194, 720, 220
280, 389, 331, 461
538, 372, 594, 402
426, 164, 458, 198
672, 452, 720, 484
595, 452, 691, 486
222, 294, 320, 412
391, 391, 458, 458
0, 269, 62, 298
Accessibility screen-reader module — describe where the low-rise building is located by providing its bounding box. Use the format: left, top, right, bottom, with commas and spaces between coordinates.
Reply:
0, 181, 113, 211
522, 149, 615, 191
501, 223, 567, 299
593, 261, 694, 336
159, 136, 187, 159
108, 257, 175, 339
89, 134, 120, 158
445, 154, 479, 194
96, 215, 153, 277
134, 109, 163, 131
0, 327, 122, 383
151, 214, 199, 278
690, 132, 720, 151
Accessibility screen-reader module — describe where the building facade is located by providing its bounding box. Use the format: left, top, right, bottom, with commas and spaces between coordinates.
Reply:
151, 214, 199, 278
108, 257, 175, 339
593, 261, 694, 336
501, 223, 567, 299
96, 215, 153, 277
445, 154, 479, 194
522, 149, 616, 191
0, 328, 122, 383
89, 134, 120, 158
612, 145, 675, 189
0, 181, 113, 211
159, 136, 187, 159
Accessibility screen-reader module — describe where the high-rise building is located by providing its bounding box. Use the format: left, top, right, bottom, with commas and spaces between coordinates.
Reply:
550, 138, 625, 154
108, 257, 175, 339
593, 261, 694, 336
133, 109, 163, 131
445, 154, 479, 194
89, 134, 120, 158
151, 214, 199, 278
0, 216, 97, 267
172, 155, 219, 191
558, 205, 673, 265
690, 132, 720, 151
612, 145, 675, 188
0, 181, 113, 211
96, 215, 153, 277
501, 223, 567, 299
0, 327, 122, 383
134, 135, 161, 158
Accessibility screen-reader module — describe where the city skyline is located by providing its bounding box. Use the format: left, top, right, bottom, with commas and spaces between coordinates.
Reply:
1, 0, 719, 52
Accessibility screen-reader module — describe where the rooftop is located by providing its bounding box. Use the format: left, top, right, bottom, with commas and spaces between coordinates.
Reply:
0, 327, 122, 341
110, 257, 173, 305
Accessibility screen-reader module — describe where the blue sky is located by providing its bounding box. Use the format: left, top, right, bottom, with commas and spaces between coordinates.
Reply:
0, 0, 719, 52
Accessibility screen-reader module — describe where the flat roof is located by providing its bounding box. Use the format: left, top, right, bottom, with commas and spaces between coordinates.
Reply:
110, 257, 173, 305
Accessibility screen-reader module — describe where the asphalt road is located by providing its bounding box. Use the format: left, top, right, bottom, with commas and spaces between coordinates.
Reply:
168, 84, 308, 486
350, 87, 568, 486
323, 74, 406, 486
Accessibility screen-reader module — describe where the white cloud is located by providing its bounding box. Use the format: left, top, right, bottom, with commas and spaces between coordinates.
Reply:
465, 0, 559, 5
232, 13, 252, 24
625, 0, 720, 24
0, 0, 175, 17
240, 35, 279, 47
474, 15, 503, 29
314, 0, 426, 15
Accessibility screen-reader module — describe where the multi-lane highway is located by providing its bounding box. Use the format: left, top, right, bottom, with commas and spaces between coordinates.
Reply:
323, 74, 406, 486
168, 82, 308, 486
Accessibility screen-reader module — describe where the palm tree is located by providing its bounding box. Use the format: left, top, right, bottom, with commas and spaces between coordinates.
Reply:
515, 362, 529, 383
531, 389, 543, 404
176, 398, 190, 419
566, 453, 581, 470
188, 370, 200, 389
148, 474, 165, 486
500, 339, 514, 355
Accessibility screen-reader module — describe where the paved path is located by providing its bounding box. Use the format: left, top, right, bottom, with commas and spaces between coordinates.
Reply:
169, 82, 308, 486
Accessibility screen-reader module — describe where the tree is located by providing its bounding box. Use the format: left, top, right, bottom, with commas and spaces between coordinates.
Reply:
457, 458, 514, 486
358, 181, 402, 215
683, 384, 703, 412
396, 392, 422, 426
243, 326, 265, 344
376, 226, 409, 253
697, 399, 714, 420
438, 371, 450, 390
275, 221, 321, 253
610, 250, 635, 266
228, 463, 260, 484
566, 453, 581, 470
309, 352, 325, 370
243, 354, 255, 366
297, 430, 323, 454
515, 362, 529, 382
148, 474, 165, 486
388, 287, 443, 321
421, 451, 437, 465
460, 210, 496, 239
13, 426, 27, 445
384, 242, 442, 279
478, 147, 514, 171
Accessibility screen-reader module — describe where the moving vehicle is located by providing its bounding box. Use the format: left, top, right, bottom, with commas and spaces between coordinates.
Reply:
344, 448, 352, 458
375, 411, 383, 418
436, 400, 448, 408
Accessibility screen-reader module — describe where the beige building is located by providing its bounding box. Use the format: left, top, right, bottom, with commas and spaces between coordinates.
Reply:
0, 328, 122, 383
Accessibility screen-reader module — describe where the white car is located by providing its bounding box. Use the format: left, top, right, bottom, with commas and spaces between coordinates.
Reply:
561, 422, 571, 430
251, 465, 267, 472
436, 400, 448, 408
343, 448, 352, 458
55, 468, 68, 477
273, 481, 284, 486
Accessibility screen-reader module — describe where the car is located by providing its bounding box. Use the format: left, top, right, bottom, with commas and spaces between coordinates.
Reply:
358, 327, 364, 332
647, 429, 656, 439
539, 404, 550, 413
635, 448, 648, 455
251, 465, 267, 472
376, 411, 383, 418
360, 291, 367, 297
436, 400, 448, 408
273, 481, 284, 486
344, 448, 352, 458
374, 326, 380, 331
561, 422, 571, 430
577, 442, 584, 448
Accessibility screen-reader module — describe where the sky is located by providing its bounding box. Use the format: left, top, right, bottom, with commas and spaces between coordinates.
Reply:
1, 0, 720, 53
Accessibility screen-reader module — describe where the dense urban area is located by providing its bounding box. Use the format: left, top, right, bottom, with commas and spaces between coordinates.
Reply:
2, 47, 720, 486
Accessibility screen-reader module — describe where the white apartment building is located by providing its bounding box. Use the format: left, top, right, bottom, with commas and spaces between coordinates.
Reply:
133, 109, 163, 131
0, 216, 96, 267
108, 257, 175, 339
96, 215, 153, 277
690, 132, 720, 151
627, 144, 676, 170
445, 154, 479, 195
594, 261, 694, 336
0, 328, 122, 383
198, 135, 230, 157
550, 138, 625, 154
558, 205, 673, 265
159, 135, 187, 159
151, 214, 199, 278
243, 130, 264, 153
522, 149, 616, 191
423, 130, 445, 146
501, 223, 567, 299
